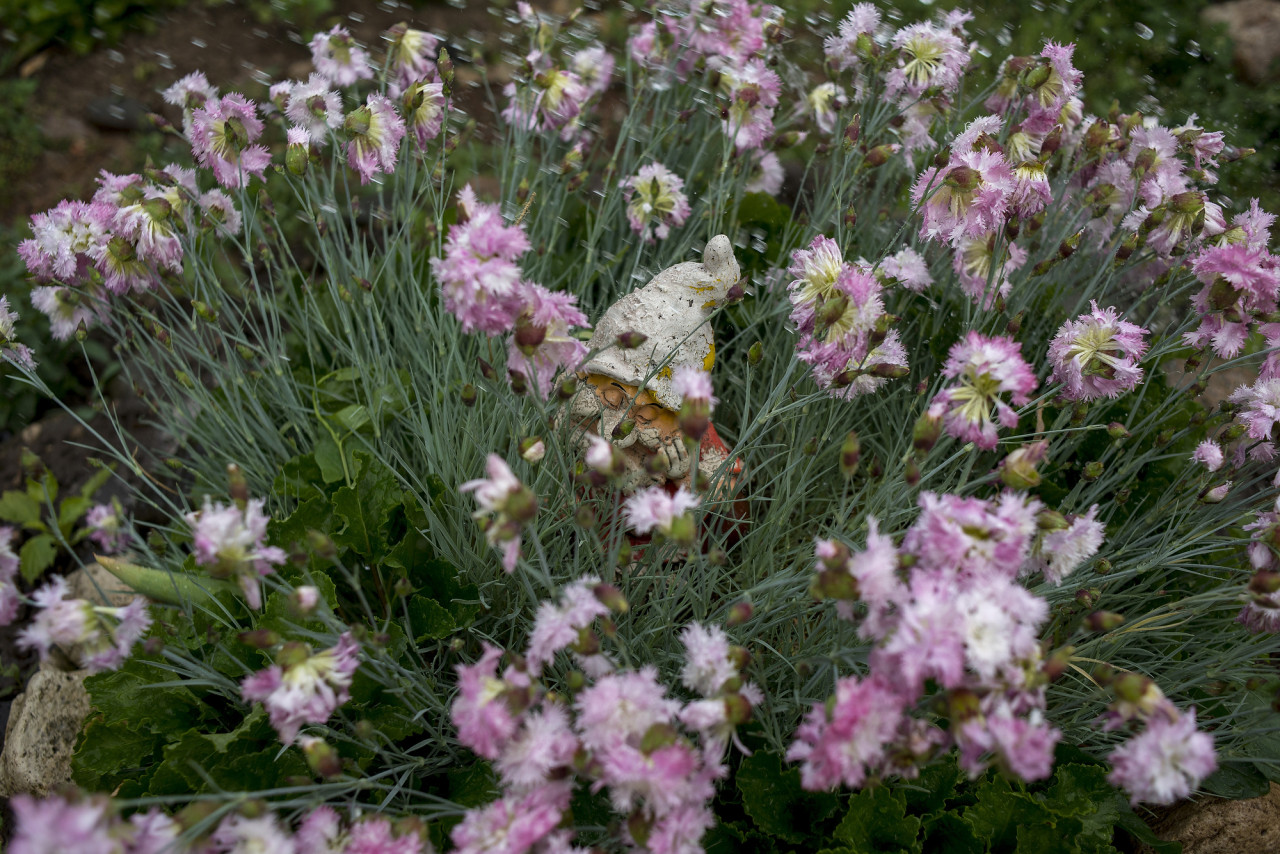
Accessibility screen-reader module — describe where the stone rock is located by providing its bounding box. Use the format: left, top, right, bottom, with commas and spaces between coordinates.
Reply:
1138, 784, 1280, 853
1203, 0, 1280, 84
69, 561, 143, 608
0, 668, 91, 797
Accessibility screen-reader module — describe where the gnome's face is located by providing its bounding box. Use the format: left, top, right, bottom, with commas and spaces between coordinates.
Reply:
569, 373, 691, 491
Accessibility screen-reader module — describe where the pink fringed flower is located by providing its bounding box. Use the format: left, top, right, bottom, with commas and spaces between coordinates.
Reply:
310, 25, 374, 88
720, 59, 780, 152
787, 674, 905, 790
1183, 243, 1279, 360
386, 24, 440, 97
452, 643, 530, 760
189, 94, 270, 188
1192, 440, 1225, 472
451, 781, 572, 854
30, 285, 109, 341
17, 576, 152, 673
788, 234, 846, 310
623, 486, 699, 539
1036, 505, 1105, 585
621, 163, 691, 242
240, 632, 360, 744
430, 185, 531, 335
284, 74, 344, 143
507, 281, 590, 399
744, 151, 784, 196
572, 45, 615, 98
928, 332, 1037, 450
502, 66, 589, 140
958, 700, 1060, 781
913, 145, 1015, 246
9, 794, 118, 854
904, 491, 1041, 581
885, 18, 970, 103
1048, 302, 1149, 402
84, 501, 126, 553
460, 454, 537, 573
402, 80, 447, 148
211, 813, 297, 854
878, 246, 932, 292
18, 199, 113, 284
824, 4, 881, 72
1108, 709, 1216, 805
525, 577, 610, 677
185, 496, 287, 609
344, 94, 407, 184
1230, 377, 1280, 441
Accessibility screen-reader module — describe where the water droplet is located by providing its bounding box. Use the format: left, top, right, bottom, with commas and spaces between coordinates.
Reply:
191, 37, 207, 48
1135, 22, 1154, 40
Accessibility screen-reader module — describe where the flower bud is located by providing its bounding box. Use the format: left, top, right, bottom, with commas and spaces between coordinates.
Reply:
904, 456, 921, 487
1000, 440, 1048, 489
477, 357, 498, 381
843, 115, 861, 150
301, 736, 343, 779
913, 413, 942, 454
840, 431, 861, 477
1106, 422, 1130, 439
616, 330, 648, 349
460, 383, 478, 407
1037, 510, 1069, 531
864, 144, 894, 167
1085, 611, 1125, 632
508, 369, 529, 396
747, 341, 763, 366
1082, 460, 1103, 481
437, 45, 455, 95
292, 585, 320, 615
1200, 481, 1231, 503
574, 504, 597, 529
593, 583, 629, 613
520, 437, 545, 464
556, 376, 579, 401
726, 601, 753, 627
238, 629, 281, 649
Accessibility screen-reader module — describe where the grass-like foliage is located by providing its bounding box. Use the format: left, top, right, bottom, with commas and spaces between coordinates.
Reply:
2, 3, 1280, 852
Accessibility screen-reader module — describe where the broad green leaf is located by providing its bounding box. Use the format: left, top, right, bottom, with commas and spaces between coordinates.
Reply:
835, 786, 921, 853
0, 489, 42, 528
406, 595, 456, 641
72, 719, 162, 791
81, 657, 208, 733
331, 403, 370, 433
385, 540, 478, 628
314, 436, 347, 485
273, 452, 326, 501
920, 813, 983, 854
148, 709, 304, 796
448, 762, 498, 807
57, 495, 91, 535
903, 756, 961, 816
1114, 809, 1182, 854
19, 533, 57, 583
331, 452, 400, 559
963, 775, 1056, 851
95, 555, 239, 606
1045, 763, 1127, 850
736, 750, 840, 844
270, 495, 334, 551
1016, 819, 1084, 854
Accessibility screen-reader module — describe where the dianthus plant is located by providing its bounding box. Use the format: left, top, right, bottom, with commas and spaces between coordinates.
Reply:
5, 2, 1280, 851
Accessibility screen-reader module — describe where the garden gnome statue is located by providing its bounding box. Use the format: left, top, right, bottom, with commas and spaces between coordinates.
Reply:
569, 234, 743, 495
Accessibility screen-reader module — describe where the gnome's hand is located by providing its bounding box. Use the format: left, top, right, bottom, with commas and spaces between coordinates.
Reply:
655, 435, 691, 479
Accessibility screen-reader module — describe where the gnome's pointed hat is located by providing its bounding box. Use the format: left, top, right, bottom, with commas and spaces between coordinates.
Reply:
581, 235, 740, 410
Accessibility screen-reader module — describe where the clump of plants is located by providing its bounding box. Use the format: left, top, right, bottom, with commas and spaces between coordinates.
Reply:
2, 2, 1279, 851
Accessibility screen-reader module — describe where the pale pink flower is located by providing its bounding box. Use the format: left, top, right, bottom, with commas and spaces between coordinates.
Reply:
127, 808, 182, 854
460, 454, 536, 573
1036, 506, 1105, 585
451, 781, 572, 854
452, 643, 527, 759
9, 794, 118, 854
525, 576, 610, 676
1230, 378, 1280, 441
311, 25, 374, 87
679, 623, 739, 697
402, 80, 447, 148
927, 333, 1037, 450
885, 19, 970, 103
787, 673, 905, 790
507, 281, 590, 399
744, 151, 784, 196
185, 496, 287, 609
386, 25, 440, 97
913, 144, 1015, 246
31, 285, 109, 341
18, 199, 113, 283
623, 486, 699, 537
502, 67, 589, 140
240, 632, 360, 744
285, 74, 344, 142
878, 246, 933, 292
671, 366, 716, 408
571, 45, 614, 98
0, 527, 19, 626
824, 4, 881, 71
952, 234, 1026, 308
430, 185, 530, 335
959, 700, 1060, 781
905, 491, 1041, 580
585, 434, 614, 473
720, 59, 780, 152
17, 576, 151, 673
1048, 302, 1149, 401
496, 704, 580, 791
344, 94, 406, 184
189, 94, 270, 188
806, 82, 844, 135
1108, 709, 1216, 805
621, 163, 691, 242
211, 813, 297, 854
198, 188, 242, 236
1192, 440, 1225, 472
575, 667, 683, 751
